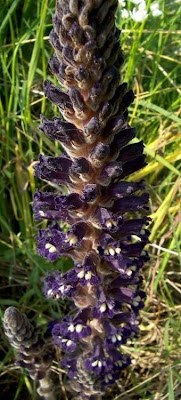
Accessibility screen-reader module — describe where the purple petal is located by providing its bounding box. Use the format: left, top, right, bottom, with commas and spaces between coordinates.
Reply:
108, 180, 145, 198
121, 155, 147, 178
90, 142, 110, 167
110, 128, 136, 159
34, 154, 72, 184
97, 161, 123, 186
44, 81, 74, 115
83, 117, 101, 143
117, 141, 144, 162
33, 190, 70, 221
40, 115, 84, 146
81, 184, 100, 203
111, 193, 149, 214
95, 207, 123, 231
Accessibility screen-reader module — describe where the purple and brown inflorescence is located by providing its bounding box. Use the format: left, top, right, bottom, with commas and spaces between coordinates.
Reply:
34, 0, 150, 398
3, 307, 55, 400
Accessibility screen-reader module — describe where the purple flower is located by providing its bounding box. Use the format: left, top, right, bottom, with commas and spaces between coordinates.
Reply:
33, 191, 70, 221
92, 289, 115, 319
84, 341, 112, 375
44, 269, 77, 299
40, 114, 84, 152
52, 313, 92, 353
103, 321, 125, 349
84, 338, 131, 388
36, 224, 65, 261
108, 179, 146, 198
34, 154, 72, 185
62, 357, 77, 378
95, 207, 123, 232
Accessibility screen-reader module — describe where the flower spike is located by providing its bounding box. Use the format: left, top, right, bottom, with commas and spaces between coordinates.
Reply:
3, 307, 55, 400
34, 0, 150, 398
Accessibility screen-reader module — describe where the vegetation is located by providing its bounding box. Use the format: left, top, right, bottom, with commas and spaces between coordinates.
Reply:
0, 0, 180, 398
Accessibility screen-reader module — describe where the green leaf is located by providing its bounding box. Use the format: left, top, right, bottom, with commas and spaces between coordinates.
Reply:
168, 369, 175, 400
138, 100, 181, 127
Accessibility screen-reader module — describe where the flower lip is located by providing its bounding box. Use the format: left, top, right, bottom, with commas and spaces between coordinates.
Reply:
90, 142, 110, 167
51, 315, 92, 353
70, 157, 93, 176
95, 207, 123, 232
43, 81, 74, 112
111, 192, 149, 214
34, 153, 72, 184
106, 180, 146, 199
40, 114, 84, 145
33, 190, 70, 222
83, 117, 101, 143
97, 161, 123, 186
81, 183, 100, 203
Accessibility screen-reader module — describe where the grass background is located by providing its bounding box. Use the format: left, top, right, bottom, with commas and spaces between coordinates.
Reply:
0, 0, 181, 399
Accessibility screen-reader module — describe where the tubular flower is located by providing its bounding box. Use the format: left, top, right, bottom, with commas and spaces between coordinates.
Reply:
34, 0, 150, 398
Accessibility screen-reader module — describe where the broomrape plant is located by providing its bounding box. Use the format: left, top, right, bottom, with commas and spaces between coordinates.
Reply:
3, 1, 150, 399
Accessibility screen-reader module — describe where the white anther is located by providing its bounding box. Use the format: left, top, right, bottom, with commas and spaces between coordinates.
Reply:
45, 243, 52, 249
92, 360, 98, 367
131, 234, 141, 242
111, 335, 117, 343
85, 271, 92, 280
39, 210, 45, 216
100, 303, 106, 313
47, 289, 54, 297
77, 270, 85, 279
98, 361, 102, 367
115, 247, 121, 254
134, 296, 141, 302
105, 220, 113, 228
117, 334, 122, 341
68, 324, 75, 332
140, 229, 145, 235
126, 268, 132, 276
67, 340, 73, 347
76, 324, 83, 333
66, 234, 78, 245
61, 339, 67, 343
49, 245, 57, 253
59, 285, 65, 293
109, 247, 115, 256
70, 236, 78, 245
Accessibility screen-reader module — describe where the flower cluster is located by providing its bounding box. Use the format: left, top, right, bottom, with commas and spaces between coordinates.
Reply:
3, 307, 55, 400
34, 0, 150, 398
119, 0, 162, 22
